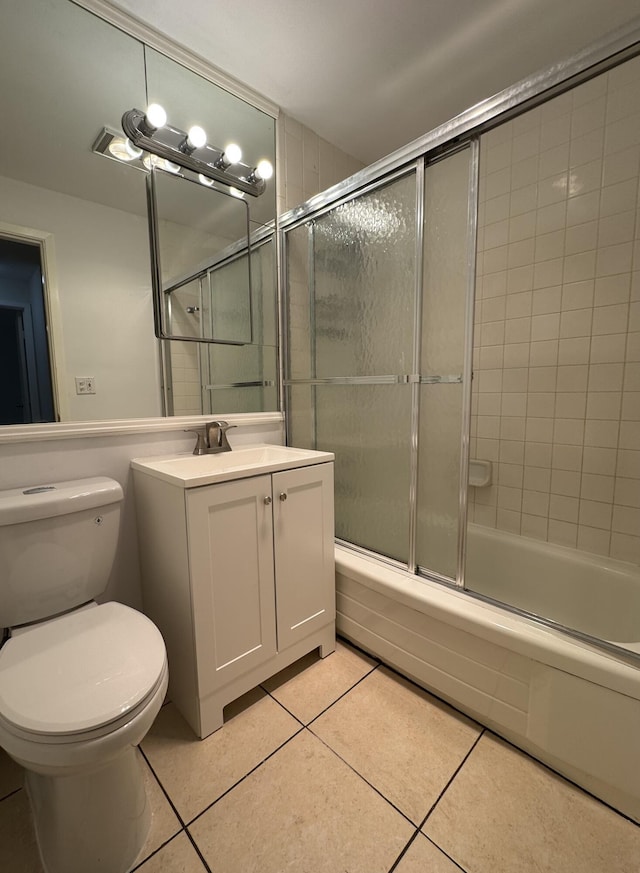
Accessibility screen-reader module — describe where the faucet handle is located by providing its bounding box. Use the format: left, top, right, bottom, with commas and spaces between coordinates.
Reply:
184, 428, 206, 455
206, 420, 237, 451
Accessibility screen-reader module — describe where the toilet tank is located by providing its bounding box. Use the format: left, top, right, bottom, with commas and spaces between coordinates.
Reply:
0, 477, 123, 628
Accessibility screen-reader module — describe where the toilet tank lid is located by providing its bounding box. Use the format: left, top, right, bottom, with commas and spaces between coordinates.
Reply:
0, 477, 123, 526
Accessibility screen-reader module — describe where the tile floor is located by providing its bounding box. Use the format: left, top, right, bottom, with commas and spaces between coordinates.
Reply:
1, 638, 639, 872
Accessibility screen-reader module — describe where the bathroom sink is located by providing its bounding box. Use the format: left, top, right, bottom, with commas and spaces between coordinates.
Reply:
131, 444, 334, 488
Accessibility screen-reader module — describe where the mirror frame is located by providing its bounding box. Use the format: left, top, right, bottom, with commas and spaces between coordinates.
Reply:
147, 169, 254, 344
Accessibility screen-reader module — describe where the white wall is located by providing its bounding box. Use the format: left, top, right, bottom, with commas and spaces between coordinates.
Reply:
0, 174, 162, 421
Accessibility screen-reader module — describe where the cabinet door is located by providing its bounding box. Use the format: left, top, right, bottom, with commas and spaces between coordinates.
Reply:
273, 462, 335, 650
186, 474, 277, 694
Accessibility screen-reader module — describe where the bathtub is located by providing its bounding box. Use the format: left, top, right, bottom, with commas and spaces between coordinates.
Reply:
466, 524, 640, 652
335, 525, 640, 823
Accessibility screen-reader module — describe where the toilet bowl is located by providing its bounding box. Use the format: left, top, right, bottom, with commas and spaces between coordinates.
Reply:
0, 478, 169, 873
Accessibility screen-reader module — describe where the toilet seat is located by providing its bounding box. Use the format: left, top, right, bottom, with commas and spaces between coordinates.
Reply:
0, 602, 166, 743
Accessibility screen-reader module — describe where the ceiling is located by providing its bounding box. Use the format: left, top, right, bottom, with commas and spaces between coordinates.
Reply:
107, 0, 640, 166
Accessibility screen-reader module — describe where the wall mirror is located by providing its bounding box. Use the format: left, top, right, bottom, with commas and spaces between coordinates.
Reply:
0, 0, 277, 425
150, 170, 253, 344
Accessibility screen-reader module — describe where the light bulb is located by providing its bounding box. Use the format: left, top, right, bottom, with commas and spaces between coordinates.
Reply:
228, 186, 245, 199
187, 125, 207, 150
163, 160, 180, 174
198, 174, 214, 187
108, 137, 142, 162
256, 159, 273, 180
224, 142, 242, 165
145, 103, 167, 129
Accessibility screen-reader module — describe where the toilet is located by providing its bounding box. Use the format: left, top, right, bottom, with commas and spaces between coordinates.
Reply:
0, 477, 168, 873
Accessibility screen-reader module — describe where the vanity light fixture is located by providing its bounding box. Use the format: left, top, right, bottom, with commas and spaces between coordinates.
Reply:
181, 125, 207, 154
120, 106, 270, 197
140, 103, 167, 135
215, 142, 242, 170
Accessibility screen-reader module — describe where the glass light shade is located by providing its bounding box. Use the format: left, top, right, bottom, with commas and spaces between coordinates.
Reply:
223, 142, 242, 164
187, 125, 207, 149
256, 159, 273, 180
108, 137, 142, 162
145, 103, 167, 129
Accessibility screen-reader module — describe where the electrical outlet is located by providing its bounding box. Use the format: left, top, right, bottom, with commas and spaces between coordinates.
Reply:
75, 377, 96, 395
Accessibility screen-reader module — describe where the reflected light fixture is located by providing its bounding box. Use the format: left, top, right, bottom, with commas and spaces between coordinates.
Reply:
119, 105, 271, 197
143, 154, 180, 173
107, 136, 142, 162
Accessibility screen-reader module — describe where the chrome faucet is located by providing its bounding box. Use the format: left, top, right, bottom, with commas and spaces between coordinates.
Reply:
185, 420, 236, 455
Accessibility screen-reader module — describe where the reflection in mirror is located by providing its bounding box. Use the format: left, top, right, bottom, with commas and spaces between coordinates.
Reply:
0, 0, 277, 424
150, 169, 252, 344
166, 235, 278, 416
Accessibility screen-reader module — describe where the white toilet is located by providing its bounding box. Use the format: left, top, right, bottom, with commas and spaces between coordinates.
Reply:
0, 476, 168, 873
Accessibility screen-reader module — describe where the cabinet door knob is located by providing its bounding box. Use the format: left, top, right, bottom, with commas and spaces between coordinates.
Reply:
264, 496, 272, 505
279, 492, 288, 501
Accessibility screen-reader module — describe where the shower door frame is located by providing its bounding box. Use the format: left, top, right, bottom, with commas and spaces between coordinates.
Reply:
279, 19, 640, 592
282, 150, 477, 586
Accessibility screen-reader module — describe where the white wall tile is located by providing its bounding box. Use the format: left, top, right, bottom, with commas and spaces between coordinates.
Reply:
589, 333, 626, 363
561, 280, 594, 311
472, 65, 638, 561
583, 446, 617, 476
549, 494, 579, 523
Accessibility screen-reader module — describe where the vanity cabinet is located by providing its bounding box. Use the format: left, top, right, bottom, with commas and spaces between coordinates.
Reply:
133, 453, 335, 738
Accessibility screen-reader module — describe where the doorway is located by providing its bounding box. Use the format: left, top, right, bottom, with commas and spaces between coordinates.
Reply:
0, 237, 55, 423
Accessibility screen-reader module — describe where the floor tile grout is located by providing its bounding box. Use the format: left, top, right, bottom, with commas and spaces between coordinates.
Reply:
185, 724, 307, 828
306, 721, 432, 830
420, 729, 486, 830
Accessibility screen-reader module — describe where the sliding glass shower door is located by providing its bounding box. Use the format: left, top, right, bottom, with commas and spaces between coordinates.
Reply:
287, 172, 417, 564
285, 147, 474, 581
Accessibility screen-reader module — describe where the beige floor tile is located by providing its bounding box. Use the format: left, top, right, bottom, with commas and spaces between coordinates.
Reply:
262, 638, 378, 724
142, 687, 301, 822
136, 755, 182, 865
311, 666, 481, 824
394, 834, 462, 873
190, 730, 413, 873
0, 748, 23, 801
424, 733, 640, 873
0, 790, 43, 873
135, 832, 208, 872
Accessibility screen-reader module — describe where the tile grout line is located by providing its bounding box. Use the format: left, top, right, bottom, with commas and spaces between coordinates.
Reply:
420, 728, 486, 831
183, 827, 215, 873
184, 724, 307, 828
0, 785, 23, 805
305, 722, 419, 831
260, 660, 381, 728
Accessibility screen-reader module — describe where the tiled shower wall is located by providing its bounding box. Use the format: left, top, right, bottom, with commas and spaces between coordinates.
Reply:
277, 113, 364, 215
469, 56, 640, 564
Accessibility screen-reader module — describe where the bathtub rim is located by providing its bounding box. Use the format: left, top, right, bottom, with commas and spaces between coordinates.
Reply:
335, 544, 640, 701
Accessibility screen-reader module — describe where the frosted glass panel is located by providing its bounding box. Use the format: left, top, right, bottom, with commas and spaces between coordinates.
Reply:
313, 174, 416, 377
421, 148, 470, 375
315, 385, 412, 563
416, 384, 464, 578
285, 225, 313, 381
416, 148, 471, 580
